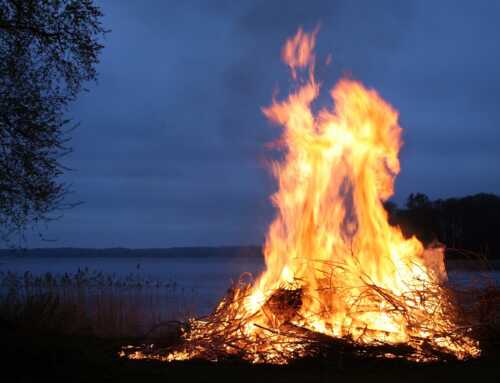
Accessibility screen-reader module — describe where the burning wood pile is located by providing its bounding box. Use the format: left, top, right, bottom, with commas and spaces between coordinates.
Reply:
122, 28, 481, 364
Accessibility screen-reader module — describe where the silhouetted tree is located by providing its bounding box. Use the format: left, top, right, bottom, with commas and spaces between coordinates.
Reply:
383, 201, 398, 215
0, 0, 107, 242
405, 193, 430, 210
388, 193, 500, 259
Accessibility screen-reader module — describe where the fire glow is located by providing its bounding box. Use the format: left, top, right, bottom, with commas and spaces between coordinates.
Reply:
128, 28, 480, 364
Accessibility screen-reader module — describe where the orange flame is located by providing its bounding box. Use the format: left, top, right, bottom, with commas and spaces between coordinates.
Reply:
281, 27, 318, 79
157, 28, 480, 364
252, 27, 451, 347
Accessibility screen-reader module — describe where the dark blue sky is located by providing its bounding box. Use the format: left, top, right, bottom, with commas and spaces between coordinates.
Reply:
30, 0, 500, 248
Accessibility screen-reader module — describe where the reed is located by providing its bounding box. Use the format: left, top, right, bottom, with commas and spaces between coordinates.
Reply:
0, 268, 196, 338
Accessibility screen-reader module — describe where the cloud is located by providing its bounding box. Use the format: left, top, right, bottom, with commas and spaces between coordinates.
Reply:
28, 0, 500, 247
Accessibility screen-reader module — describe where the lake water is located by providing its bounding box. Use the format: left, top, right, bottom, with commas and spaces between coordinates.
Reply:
0, 255, 265, 318
0, 255, 265, 286
1, 255, 498, 318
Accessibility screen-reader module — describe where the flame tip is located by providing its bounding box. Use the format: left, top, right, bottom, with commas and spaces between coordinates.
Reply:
153, 27, 480, 364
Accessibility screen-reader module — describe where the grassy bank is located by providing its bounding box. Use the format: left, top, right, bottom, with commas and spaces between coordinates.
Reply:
1, 325, 499, 383
1, 269, 499, 382
0, 269, 197, 338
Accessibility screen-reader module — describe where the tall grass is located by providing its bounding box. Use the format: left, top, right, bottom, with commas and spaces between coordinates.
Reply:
0, 269, 197, 338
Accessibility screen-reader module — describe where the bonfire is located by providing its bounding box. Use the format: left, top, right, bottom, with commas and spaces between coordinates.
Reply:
124, 28, 480, 364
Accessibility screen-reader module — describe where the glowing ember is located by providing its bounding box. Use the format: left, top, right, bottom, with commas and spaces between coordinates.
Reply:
127, 28, 480, 364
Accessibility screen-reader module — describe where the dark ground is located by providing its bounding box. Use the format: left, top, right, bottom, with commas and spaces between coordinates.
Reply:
2, 329, 499, 383
1, 255, 499, 382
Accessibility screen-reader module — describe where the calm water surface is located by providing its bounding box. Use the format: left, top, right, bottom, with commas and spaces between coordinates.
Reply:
0, 255, 265, 316
1, 255, 498, 316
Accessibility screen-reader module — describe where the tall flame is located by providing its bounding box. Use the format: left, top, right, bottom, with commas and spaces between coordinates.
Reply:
139, 28, 480, 364
256, 27, 443, 341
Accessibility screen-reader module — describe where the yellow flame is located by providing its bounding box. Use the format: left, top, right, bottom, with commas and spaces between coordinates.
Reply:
243, 28, 478, 360
155, 28, 480, 364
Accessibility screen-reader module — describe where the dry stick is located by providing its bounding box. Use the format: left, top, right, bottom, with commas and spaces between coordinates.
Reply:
144, 320, 183, 338
126, 246, 492, 363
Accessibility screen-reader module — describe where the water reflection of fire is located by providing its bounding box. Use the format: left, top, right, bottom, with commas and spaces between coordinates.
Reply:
127, 28, 480, 364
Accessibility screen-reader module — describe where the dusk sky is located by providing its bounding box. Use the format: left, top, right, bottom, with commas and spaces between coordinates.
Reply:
29, 0, 500, 248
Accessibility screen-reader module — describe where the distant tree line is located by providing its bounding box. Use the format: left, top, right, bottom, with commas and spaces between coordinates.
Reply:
385, 193, 500, 259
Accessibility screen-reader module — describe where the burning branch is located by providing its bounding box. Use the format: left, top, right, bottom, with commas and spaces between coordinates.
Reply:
122, 27, 484, 364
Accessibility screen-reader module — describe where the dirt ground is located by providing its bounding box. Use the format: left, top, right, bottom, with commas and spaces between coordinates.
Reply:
2, 331, 499, 383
